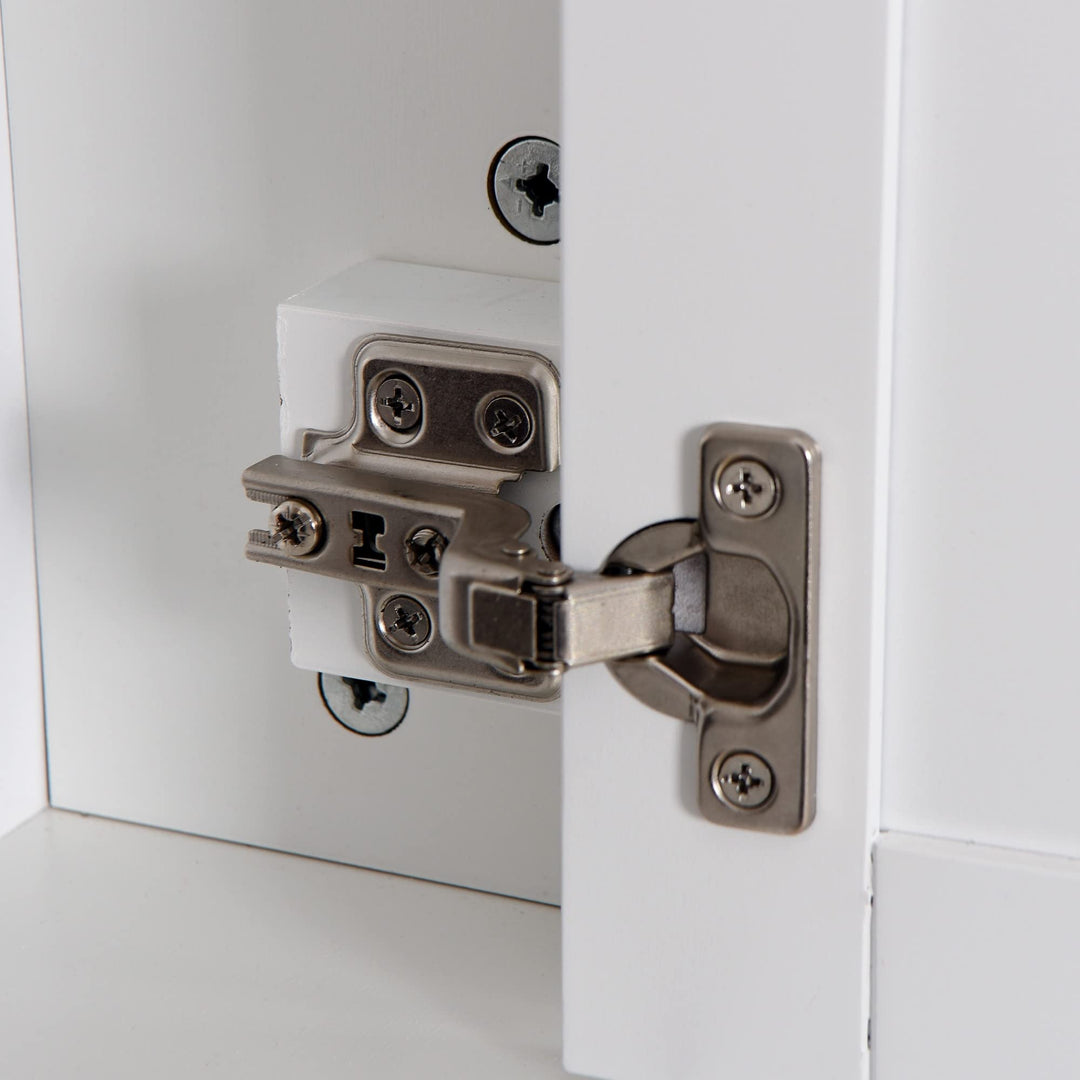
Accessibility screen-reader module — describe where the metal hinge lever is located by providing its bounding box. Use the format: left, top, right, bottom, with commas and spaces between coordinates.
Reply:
242, 454, 674, 698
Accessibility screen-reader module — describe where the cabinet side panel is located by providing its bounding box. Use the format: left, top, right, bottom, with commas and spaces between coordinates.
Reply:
0, 12, 45, 838
4, 0, 561, 900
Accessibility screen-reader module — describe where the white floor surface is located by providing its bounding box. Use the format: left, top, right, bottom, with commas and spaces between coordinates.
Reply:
0, 811, 567, 1079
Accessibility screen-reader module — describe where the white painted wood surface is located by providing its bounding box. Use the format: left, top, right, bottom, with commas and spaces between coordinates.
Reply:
0, 810, 565, 1079
0, 12, 45, 839
1, 0, 560, 900
883, 0, 1080, 860
872, 6, 1080, 1073
874, 830, 1080, 1078
561, 1, 900, 1076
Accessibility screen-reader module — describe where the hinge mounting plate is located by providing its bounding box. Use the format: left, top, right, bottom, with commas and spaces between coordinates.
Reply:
604, 426, 819, 832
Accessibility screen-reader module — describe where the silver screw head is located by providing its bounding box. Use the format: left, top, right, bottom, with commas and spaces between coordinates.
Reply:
373, 374, 422, 433
377, 594, 432, 652
714, 458, 779, 518
269, 498, 324, 556
405, 526, 447, 577
481, 395, 533, 450
317, 673, 408, 737
711, 751, 775, 810
488, 137, 560, 245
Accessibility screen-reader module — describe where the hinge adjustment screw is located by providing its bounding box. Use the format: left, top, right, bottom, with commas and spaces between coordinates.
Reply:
268, 498, 324, 557
377, 594, 433, 652
405, 527, 448, 577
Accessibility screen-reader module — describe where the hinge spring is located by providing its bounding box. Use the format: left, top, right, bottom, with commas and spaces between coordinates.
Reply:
529, 582, 565, 668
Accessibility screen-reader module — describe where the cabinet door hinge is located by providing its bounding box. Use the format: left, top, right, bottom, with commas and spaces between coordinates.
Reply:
243, 337, 819, 831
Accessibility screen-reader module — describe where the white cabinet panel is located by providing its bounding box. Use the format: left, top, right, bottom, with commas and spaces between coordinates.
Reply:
3, 0, 560, 900
883, 0, 1080, 857
561, 1, 900, 1076
874, 831, 1080, 1079
0, 13, 45, 839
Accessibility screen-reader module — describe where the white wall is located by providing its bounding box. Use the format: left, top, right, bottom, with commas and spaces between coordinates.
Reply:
2, 0, 561, 900
873, 2, 1080, 1071
0, 13, 46, 838
884, 0, 1080, 856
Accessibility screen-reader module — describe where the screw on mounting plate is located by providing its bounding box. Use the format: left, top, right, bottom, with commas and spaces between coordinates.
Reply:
481, 395, 533, 450
488, 137, 560, 245
268, 498, 324, 557
373, 374, 422, 433
714, 458, 779, 518
405, 526, 447, 577
377, 594, 432, 652
711, 751, 775, 810
317, 672, 408, 736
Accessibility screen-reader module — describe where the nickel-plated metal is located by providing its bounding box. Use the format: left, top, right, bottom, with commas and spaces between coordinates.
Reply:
605, 425, 820, 833
480, 394, 533, 451
488, 137, 560, 245
372, 374, 422, 436
552, 572, 673, 669
714, 458, 779, 518
405, 527, 447, 577
711, 751, 775, 810
243, 453, 561, 698
317, 673, 408, 736
300, 336, 559, 490
245, 335, 560, 699
378, 595, 432, 652
267, 498, 323, 556
243, 345, 819, 832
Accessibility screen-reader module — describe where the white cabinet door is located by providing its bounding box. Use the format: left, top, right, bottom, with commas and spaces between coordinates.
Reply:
562, 2, 1080, 1078
560, 1, 900, 1077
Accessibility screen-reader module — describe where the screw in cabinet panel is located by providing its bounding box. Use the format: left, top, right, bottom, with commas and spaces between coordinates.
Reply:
405, 526, 447, 577
480, 394, 533, 451
714, 459, 779, 518
538, 503, 561, 560
377, 594, 433, 652
711, 751, 775, 809
269, 498, 324, 556
373, 374, 422, 433
317, 672, 408, 736
488, 137, 560, 244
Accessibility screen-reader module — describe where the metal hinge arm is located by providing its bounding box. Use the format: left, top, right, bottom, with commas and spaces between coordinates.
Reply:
242, 454, 675, 691
549, 572, 676, 667
452, 569, 675, 674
